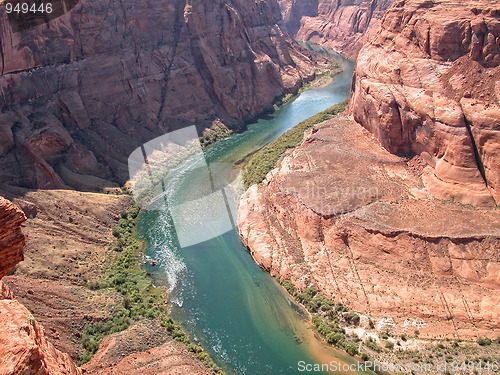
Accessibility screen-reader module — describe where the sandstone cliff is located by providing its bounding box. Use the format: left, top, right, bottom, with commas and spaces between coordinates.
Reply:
0, 0, 326, 189
0, 196, 26, 278
238, 114, 500, 340
278, 0, 393, 58
0, 196, 82, 375
350, 0, 500, 207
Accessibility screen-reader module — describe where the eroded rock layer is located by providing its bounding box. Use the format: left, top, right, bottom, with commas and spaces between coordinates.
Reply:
278, 0, 393, 58
350, 0, 500, 206
0, 0, 325, 189
238, 115, 500, 339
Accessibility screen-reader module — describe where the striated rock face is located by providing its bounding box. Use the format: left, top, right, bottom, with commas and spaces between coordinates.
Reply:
0, 0, 325, 189
0, 196, 26, 278
350, 0, 500, 207
238, 115, 500, 339
278, 0, 393, 58
0, 195, 81, 375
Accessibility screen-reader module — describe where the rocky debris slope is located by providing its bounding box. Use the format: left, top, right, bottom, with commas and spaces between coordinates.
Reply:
0, 0, 326, 189
278, 0, 393, 58
238, 115, 500, 339
0, 195, 82, 375
350, 0, 500, 207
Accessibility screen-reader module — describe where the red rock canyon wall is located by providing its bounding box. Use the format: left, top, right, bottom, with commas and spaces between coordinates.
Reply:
0, 0, 325, 189
350, 0, 500, 206
278, 0, 393, 57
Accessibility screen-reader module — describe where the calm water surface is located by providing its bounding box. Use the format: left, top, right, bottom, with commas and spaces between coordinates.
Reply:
138, 45, 375, 375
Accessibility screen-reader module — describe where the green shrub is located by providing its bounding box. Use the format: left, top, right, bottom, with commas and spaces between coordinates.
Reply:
335, 303, 348, 313
129, 207, 139, 219
365, 337, 382, 352
360, 352, 370, 361
344, 342, 359, 356
344, 312, 360, 326
87, 280, 101, 291
385, 341, 394, 350
477, 337, 492, 346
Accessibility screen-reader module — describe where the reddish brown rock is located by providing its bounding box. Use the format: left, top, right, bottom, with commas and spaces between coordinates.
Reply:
0, 280, 14, 299
0, 0, 327, 190
238, 115, 500, 340
0, 195, 82, 375
0, 297, 82, 375
83, 321, 211, 375
0, 196, 26, 279
349, 0, 500, 206
278, 0, 393, 58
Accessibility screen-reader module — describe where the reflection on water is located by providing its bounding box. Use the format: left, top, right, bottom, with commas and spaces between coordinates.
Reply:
138, 46, 375, 375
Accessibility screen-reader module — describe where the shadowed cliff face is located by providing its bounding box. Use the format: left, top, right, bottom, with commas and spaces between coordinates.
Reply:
349, 0, 500, 206
278, 0, 393, 58
0, 0, 324, 189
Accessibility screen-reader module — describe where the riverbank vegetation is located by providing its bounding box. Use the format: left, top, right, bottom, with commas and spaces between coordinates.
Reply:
80, 200, 224, 374
279, 279, 500, 374
279, 279, 364, 358
202, 61, 341, 152
299, 64, 342, 93
273, 62, 342, 110
200, 121, 234, 150
243, 99, 348, 188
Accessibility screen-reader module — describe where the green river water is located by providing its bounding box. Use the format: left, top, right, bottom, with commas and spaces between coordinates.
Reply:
137, 44, 376, 375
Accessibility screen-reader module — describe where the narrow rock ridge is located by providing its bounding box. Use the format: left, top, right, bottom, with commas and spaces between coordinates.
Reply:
349, 0, 500, 206
238, 115, 500, 339
278, 0, 393, 58
0, 0, 327, 189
